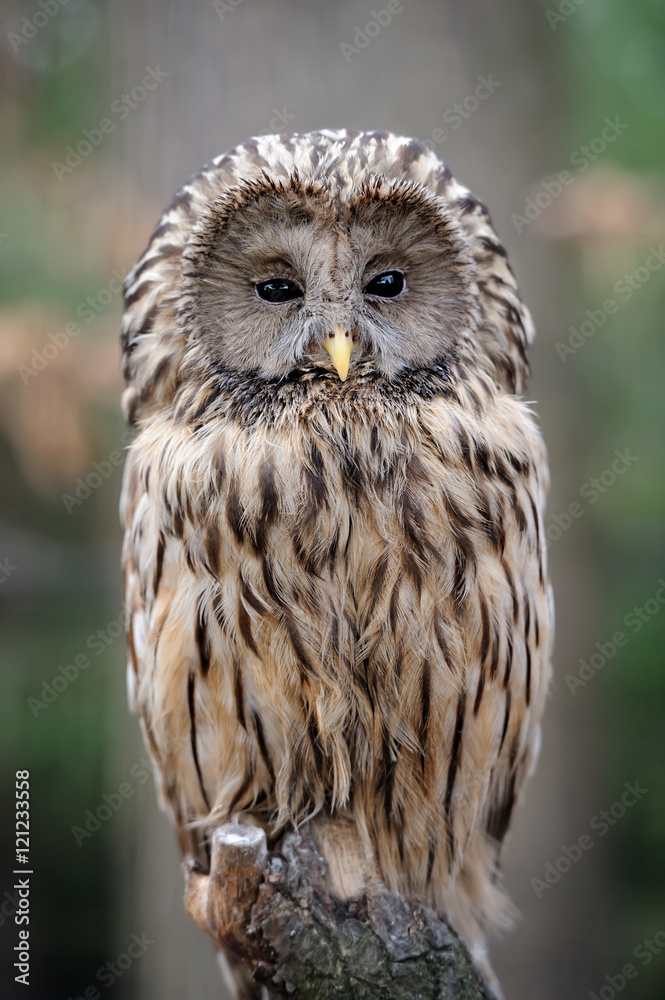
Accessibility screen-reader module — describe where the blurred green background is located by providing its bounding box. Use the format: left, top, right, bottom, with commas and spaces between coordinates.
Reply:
0, 1, 663, 998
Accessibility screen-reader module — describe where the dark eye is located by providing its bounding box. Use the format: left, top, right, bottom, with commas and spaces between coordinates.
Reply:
255, 278, 303, 303
363, 270, 405, 298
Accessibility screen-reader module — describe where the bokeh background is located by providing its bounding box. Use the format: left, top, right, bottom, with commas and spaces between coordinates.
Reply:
1, 1, 664, 997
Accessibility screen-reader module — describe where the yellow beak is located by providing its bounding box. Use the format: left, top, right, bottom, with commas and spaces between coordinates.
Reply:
323, 325, 354, 381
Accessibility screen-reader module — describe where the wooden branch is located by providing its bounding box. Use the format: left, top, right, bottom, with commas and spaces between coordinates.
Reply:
183, 817, 500, 1000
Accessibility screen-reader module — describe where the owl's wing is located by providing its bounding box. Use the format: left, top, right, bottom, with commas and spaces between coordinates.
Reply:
426, 389, 552, 935
121, 440, 268, 864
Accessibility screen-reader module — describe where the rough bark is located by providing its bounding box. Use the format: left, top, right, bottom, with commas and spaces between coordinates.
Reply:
184, 818, 499, 1000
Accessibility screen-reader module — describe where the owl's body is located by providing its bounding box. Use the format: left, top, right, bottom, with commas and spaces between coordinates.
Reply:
121, 130, 551, 971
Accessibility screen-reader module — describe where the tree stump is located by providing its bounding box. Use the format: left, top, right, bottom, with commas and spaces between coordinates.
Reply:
183, 817, 499, 1000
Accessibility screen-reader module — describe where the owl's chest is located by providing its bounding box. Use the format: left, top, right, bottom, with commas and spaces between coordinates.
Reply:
210, 414, 452, 614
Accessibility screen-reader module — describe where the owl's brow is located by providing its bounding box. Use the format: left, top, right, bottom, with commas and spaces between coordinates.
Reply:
201, 278, 226, 289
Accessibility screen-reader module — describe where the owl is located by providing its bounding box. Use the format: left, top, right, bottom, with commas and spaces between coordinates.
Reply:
120, 129, 552, 990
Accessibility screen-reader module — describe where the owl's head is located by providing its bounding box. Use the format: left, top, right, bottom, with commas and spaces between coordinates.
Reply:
122, 130, 533, 425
